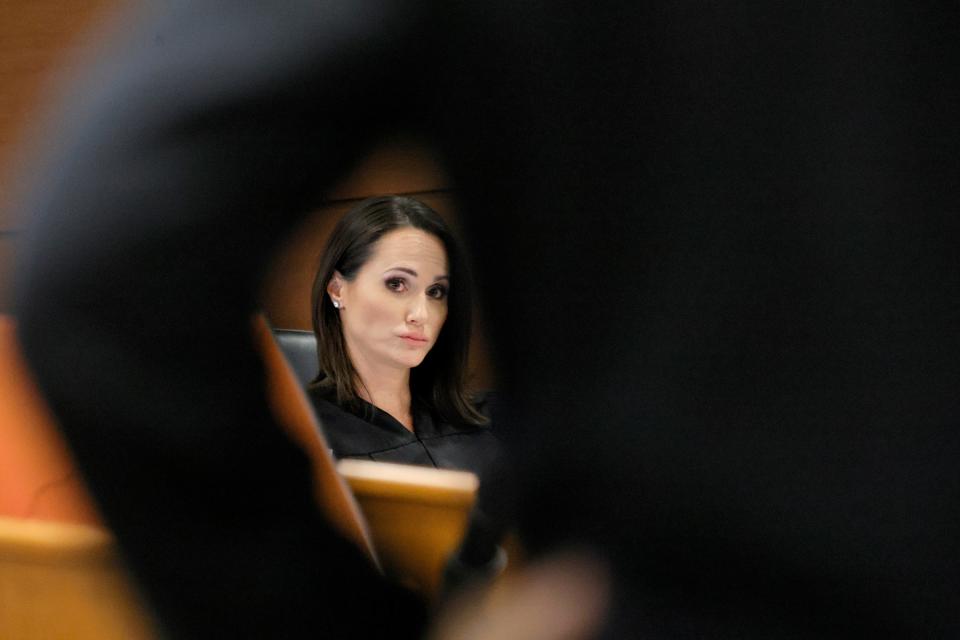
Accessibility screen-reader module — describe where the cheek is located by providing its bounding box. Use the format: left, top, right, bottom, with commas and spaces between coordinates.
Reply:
346, 294, 399, 342
363, 297, 399, 330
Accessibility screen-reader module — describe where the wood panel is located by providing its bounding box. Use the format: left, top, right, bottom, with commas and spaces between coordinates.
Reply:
0, 0, 123, 228
0, 0, 446, 230
0, 0, 491, 383
0, 236, 16, 314
0, 0, 460, 317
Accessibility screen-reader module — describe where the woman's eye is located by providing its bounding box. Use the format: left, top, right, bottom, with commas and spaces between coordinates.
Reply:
427, 285, 448, 300
386, 277, 406, 292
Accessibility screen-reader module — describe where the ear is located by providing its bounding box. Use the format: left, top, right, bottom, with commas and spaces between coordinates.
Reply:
326, 271, 345, 305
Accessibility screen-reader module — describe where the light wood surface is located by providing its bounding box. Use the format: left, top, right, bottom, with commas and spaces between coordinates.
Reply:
339, 459, 478, 599
0, 517, 156, 639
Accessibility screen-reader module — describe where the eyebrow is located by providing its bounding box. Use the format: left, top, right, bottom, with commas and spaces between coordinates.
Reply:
386, 267, 449, 281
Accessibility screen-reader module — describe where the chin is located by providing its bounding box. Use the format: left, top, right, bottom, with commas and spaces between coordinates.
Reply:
396, 353, 429, 369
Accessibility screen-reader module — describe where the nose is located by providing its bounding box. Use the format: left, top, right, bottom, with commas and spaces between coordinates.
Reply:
406, 294, 429, 325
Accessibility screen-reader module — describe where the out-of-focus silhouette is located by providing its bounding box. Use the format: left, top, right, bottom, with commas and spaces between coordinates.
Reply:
14, 1, 960, 637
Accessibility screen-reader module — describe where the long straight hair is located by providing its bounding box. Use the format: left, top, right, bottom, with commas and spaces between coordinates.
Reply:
309, 195, 486, 425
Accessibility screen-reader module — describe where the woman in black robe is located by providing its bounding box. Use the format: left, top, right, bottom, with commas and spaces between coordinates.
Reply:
306, 195, 500, 481
306, 196, 506, 580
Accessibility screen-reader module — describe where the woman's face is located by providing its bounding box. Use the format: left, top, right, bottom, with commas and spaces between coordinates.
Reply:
330, 228, 450, 372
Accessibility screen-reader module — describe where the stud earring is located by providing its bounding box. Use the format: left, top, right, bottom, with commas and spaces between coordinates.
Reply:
332, 299, 341, 309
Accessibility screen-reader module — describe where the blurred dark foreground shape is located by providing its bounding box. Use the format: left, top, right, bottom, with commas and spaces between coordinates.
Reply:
2, 312, 496, 637
10, 1, 960, 637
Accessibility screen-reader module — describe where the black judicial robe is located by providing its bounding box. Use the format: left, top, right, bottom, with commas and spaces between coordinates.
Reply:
310, 390, 508, 576
309, 391, 501, 486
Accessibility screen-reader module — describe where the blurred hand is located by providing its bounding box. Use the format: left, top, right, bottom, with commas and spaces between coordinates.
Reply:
430, 549, 611, 640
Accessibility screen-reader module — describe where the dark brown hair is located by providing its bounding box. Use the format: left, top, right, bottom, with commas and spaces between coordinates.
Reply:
309, 195, 485, 425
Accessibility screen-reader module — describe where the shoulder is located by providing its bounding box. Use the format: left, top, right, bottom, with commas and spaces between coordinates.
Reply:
307, 389, 370, 447
307, 386, 421, 459
306, 385, 343, 418
306, 390, 360, 436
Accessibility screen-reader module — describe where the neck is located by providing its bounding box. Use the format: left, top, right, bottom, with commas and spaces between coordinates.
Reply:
350, 351, 413, 431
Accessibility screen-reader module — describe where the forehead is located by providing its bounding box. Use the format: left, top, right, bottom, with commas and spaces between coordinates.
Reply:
366, 228, 448, 273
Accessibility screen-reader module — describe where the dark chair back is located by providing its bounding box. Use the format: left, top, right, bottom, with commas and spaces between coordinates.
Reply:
273, 329, 319, 387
